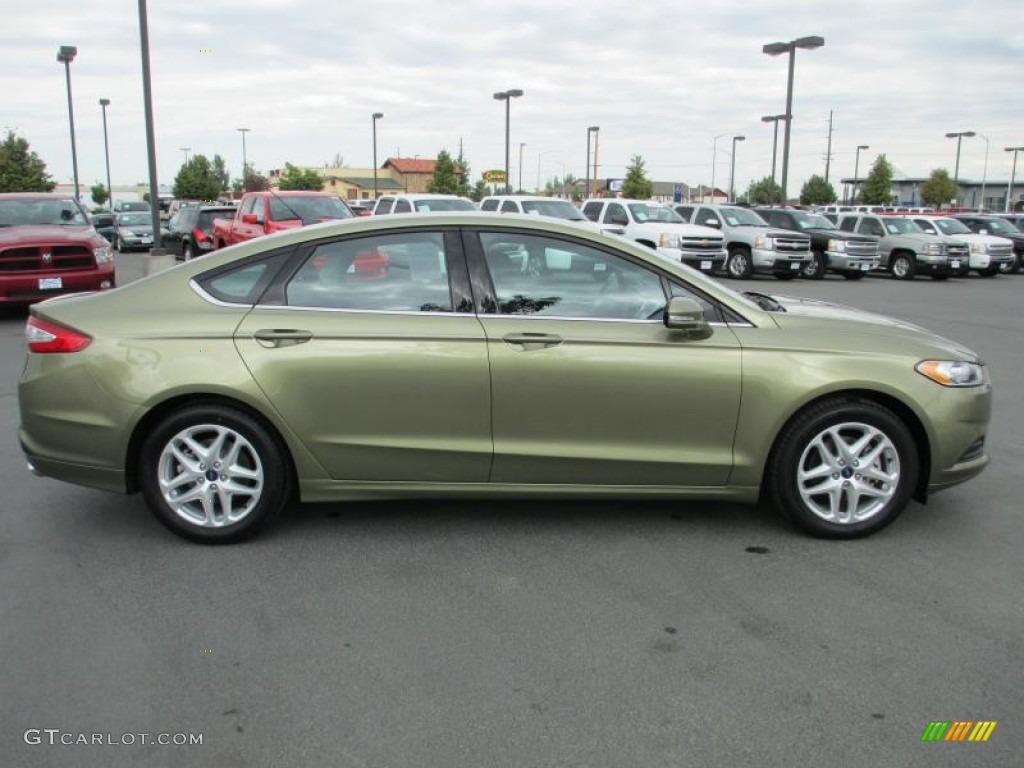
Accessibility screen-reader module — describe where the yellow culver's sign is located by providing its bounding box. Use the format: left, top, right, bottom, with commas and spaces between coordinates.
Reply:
483, 170, 507, 183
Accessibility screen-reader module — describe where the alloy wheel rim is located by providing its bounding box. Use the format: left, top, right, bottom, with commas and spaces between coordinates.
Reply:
157, 424, 264, 528
893, 258, 908, 277
730, 253, 748, 276
796, 421, 900, 524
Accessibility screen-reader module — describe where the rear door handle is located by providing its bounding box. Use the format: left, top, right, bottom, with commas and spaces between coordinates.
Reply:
502, 332, 563, 350
253, 329, 313, 348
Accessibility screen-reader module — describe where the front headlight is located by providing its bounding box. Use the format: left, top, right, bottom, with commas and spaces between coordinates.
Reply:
658, 233, 681, 249
93, 246, 112, 264
827, 239, 847, 252
927, 243, 945, 255
754, 235, 775, 250
969, 242, 985, 255
915, 360, 986, 387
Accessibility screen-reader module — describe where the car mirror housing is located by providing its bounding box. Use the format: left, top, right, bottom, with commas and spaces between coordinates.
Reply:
242, 213, 258, 224
664, 296, 712, 339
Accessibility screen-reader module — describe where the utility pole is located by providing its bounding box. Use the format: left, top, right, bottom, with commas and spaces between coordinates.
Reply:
824, 110, 834, 183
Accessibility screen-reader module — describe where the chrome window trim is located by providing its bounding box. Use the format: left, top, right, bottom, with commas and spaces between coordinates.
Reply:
190, 279, 254, 308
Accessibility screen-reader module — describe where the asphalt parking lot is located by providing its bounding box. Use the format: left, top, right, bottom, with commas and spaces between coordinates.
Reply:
1, 257, 1021, 767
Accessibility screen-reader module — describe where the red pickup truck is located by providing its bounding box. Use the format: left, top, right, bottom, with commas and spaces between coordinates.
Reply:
212, 191, 354, 249
0, 193, 115, 304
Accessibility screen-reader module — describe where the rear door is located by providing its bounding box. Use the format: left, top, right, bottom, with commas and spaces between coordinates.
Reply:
233, 227, 492, 482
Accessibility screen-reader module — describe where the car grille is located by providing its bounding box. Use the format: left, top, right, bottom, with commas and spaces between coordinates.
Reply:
846, 240, 879, 258
947, 243, 969, 260
775, 236, 810, 253
679, 237, 724, 253
989, 243, 1012, 258
0, 244, 95, 272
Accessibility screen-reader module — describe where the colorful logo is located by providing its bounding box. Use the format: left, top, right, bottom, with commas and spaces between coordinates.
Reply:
921, 721, 997, 742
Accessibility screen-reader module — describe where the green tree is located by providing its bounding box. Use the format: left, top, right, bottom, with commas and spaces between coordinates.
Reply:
277, 163, 324, 191
860, 154, 894, 205
470, 179, 488, 202
173, 154, 222, 200
90, 182, 109, 208
455, 149, 471, 197
747, 176, 784, 205
919, 168, 958, 208
620, 154, 653, 199
427, 150, 459, 194
800, 174, 837, 205
0, 130, 56, 192
212, 154, 230, 195
234, 163, 270, 193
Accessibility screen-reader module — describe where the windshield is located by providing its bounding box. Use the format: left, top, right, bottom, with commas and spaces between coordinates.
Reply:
412, 199, 476, 212
933, 218, 970, 235
121, 202, 150, 211
269, 195, 354, 221
521, 200, 586, 221
805, 213, 836, 230
0, 198, 89, 226
118, 213, 152, 227
979, 218, 1019, 235
881, 217, 922, 234
628, 204, 684, 223
721, 208, 768, 227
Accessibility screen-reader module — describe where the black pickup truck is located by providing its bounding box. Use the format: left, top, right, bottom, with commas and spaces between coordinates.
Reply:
755, 207, 880, 280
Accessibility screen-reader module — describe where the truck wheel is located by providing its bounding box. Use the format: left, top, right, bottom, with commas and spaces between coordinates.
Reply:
726, 247, 753, 279
1002, 253, 1021, 274
184, 243, 195, 261
801, 252, 826, 280
978, 265, 999, 277
890, 253, 916, 280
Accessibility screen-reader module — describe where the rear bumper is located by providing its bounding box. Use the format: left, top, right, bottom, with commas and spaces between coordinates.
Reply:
0, 264, 116, 304
21, 445, 128, 494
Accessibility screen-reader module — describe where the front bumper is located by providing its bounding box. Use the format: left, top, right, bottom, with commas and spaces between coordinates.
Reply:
916, 254, 951, 275
826, 251, 879, 272
655, 247, 725, 273
925, 381, 992, 495
0, 263, 116, 304
753, 247, 809, 273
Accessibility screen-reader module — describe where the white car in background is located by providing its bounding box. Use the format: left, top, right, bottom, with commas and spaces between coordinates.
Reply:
373, 193, 476, 215
910, 216, 1013, 277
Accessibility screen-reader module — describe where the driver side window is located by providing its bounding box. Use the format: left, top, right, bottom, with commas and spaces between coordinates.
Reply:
479, 232, 666, 320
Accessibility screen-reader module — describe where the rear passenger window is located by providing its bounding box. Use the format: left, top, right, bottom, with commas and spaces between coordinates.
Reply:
582, 202, 602, 222
375, 198, 394, 215
393, 199, 412, 213
285, 233, 452, 312
480, 199, 499, 212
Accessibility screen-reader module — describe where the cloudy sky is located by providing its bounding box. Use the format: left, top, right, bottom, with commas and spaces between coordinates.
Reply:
3, 0, 1021, 197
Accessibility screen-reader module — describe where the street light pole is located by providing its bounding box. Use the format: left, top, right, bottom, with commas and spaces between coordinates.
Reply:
179, 147, 191, 165
761, 114, 786, 183
493, 89, 524, 194
135, 0, 163, 251
236, 128, 250, 192
729, 135, 745, 203
98, 98, 113, 210
852, 145, 869, 204
710, 133, 727, 203
518, 142, 526, 193
762, 35, 825, 203
371, 112, 383, 199
977, 133, 989, 210
946, 130, 976, 202
56, 46, 80, 203
1007, 147, 1024, 212
592, 128, 600, 196
585, 126, 599, 199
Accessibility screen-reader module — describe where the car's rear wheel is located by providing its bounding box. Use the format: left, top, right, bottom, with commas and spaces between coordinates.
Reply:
140, 404, 292, 544
726, 247, 752, 279
183, 243, 195, 261
801, 252, 826, 280
767, 398, 918, 538
890, 253, 916, 280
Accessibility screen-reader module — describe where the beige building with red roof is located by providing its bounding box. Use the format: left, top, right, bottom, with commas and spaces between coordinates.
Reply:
269, 157, 464, 201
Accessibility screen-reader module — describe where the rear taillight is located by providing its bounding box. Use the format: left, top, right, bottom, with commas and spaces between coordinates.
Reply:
25, 317, 92, 353
192, 227, 208, 243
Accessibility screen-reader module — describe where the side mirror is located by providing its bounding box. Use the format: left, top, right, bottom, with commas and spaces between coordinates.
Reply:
978, 228, 988, 235
242, 213, 257, 224
663, 296, 712, 339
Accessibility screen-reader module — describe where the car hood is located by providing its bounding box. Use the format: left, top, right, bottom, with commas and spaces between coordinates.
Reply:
806, 228, 877, 242
633, 222, 723, 238
0, 224, 98, 244
767, 294, 980, 361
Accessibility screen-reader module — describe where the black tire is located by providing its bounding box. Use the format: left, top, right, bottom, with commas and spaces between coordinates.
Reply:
841, 271, 865, 280
726, 247, 753, 279
977, 266, 999, 277
801, 252, 826, 280
766, 398, 919, 539
890, 252, 916, 280
139, 404, 293, 544
1002, 252, 1021, 274
183, 243, 195, 261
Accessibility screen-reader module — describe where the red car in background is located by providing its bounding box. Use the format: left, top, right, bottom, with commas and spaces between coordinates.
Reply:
211, 191, 354, 249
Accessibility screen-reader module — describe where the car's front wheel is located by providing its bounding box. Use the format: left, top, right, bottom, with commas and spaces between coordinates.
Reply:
766, 398, 919, 538
801, 252, 826, 280
183, 243, 195, 261
890, 253, 916, 280
139, 404, 293, 544
726, 247, 753, 279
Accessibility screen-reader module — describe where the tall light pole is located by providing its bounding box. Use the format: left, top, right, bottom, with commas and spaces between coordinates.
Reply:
852, 144, 869, 204
493, 89, 523, 194
371, 112, 383, 199
946, 130, 976, 202
56, 46, 80, 203
710, 133, 728, 203
591, 127, 600, 196
179, 147, 191, 165
585, 126, 599, 199
518, 142, 526, 193
762, 35, 825, 203
98, 98, 113, 210
136, 0, 163, 250
236, 128, 250, 192
761, 114, 786, 183
729, 135, 746, 203
977, 133, 990, 210
1007, 147, 1024, 212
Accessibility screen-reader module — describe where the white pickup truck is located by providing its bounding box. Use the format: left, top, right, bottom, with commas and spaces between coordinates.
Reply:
580, 198, 726, 274
909, 216, 1012, 277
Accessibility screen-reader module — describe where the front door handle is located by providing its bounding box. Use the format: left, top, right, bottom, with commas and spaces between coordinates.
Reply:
253, 329, 313, 348
502, 332, 563, 350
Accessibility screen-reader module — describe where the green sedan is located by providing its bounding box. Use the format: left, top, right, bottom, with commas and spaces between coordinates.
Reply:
18, 213, 991, 543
